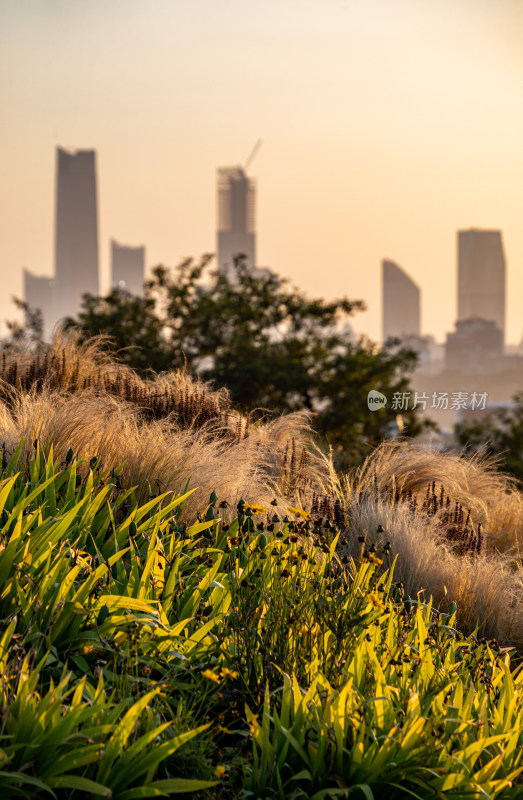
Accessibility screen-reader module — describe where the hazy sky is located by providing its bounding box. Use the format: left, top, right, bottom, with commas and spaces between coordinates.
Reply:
1, 0, 523, 343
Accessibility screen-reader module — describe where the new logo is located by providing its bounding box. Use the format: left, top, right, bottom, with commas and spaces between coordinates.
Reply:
367, 390, 387, 411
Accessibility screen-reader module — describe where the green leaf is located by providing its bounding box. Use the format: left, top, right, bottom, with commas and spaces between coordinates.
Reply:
48, 774, 112, 796
118, 779, 218, 799
0, 771, 56, 795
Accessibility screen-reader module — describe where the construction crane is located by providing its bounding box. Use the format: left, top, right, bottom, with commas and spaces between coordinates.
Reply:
243, 139, 263, 172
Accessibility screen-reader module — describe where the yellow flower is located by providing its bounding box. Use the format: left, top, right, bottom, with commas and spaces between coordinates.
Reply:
215, 765, 227, 779
249, 714, 259, 734
202, 669, 221, 684
216, 724, 232, 734
244, 504, 267, 515
367, 554, 383, 566
287, 506, 311, 521
368, 593, 387, 612
220, 667, 239, 680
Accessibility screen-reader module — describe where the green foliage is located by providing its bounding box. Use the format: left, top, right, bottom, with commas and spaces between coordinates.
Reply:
66, 257, 422, 467
243, 610, 523, 798
1, 444, 523, 798
0, 639, 214, 799
456, 391, 523, 483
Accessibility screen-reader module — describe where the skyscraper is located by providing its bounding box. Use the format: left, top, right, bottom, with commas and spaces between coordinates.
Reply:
111, 240, 145, 295
22, 271, 55, 341
23, 147, 99, 339
54, 147, 99, 320
382, 260, 421, 341
216, 167, 256, 275
457, 229, 506, 342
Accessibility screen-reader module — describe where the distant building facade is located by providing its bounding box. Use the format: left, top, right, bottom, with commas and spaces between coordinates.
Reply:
216, 167, 256, 275
55, 147, 99, 318
445, 317, 503, 372
23, 146, 100, 339
23, 272, 55, 341
382, 260, 421, 341
111, 240, 145, 295
457, 229, 506, 342
402, 334, 444, 374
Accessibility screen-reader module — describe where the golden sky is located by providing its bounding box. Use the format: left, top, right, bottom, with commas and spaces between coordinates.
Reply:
1, 0, 523, 343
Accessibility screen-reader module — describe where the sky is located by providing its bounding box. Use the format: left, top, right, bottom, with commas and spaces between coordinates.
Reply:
1, 0, 523, 344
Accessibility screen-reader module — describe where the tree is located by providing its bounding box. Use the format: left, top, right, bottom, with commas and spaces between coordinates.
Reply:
3, 298, 44, 352
455, 392, 523, 483
66, 256, 422, 468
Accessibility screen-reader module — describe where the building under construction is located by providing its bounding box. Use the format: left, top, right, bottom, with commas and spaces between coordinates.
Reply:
216, 166, 256, 275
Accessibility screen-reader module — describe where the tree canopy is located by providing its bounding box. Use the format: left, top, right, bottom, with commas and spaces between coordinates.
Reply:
456, 391, 523, 483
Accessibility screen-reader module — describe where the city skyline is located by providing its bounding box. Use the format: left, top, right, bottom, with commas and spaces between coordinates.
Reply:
2, 0, 523, 344
20, 144, 523, 346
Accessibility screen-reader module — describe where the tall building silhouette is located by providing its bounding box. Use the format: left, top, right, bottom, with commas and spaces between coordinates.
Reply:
23, 272, 55, 341
457, 229, 506, 342
24, 147, 100, 338
382, 259, 421, 341
55, 147, 99, 319
216, 167, 256, 275
111, 240, 145, 295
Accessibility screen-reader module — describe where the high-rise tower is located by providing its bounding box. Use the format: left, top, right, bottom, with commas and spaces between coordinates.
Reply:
22, 271, 55, 341
111, 240, 145, 295
23, 147, 99, 338
382, 260, 421, 341
457, 229, 506, 342
216, 166, 256, 275
54, 147, 99, 319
